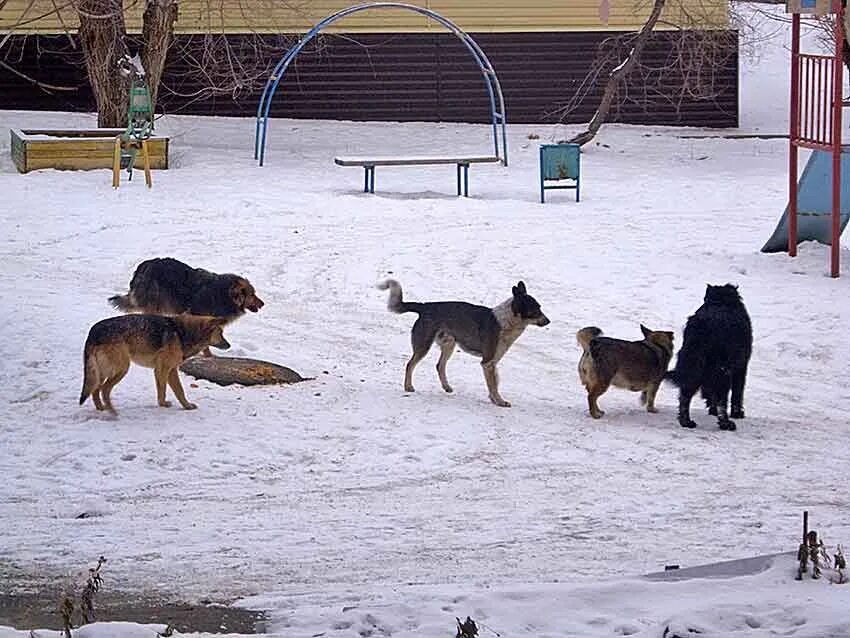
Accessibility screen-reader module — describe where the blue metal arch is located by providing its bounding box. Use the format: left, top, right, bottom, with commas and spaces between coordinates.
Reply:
254, 2, 508, 166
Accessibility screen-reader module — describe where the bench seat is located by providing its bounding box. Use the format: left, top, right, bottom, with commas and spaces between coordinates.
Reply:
334, 155, 501, 196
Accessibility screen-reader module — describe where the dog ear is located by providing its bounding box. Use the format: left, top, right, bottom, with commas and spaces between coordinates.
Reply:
512, 281, 527, 297
640, 324, 651, 338
230, 281, 246, 307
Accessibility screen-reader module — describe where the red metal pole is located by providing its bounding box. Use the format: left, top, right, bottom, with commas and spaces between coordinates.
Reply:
789, 13, 801, 257
831, 5, 844, 278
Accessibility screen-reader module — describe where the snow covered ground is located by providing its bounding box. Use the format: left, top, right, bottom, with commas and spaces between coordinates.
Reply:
1, 5, 849, 637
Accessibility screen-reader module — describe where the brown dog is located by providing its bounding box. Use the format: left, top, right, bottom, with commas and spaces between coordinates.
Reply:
577, 324, 675, 419
79, 314, 230, 414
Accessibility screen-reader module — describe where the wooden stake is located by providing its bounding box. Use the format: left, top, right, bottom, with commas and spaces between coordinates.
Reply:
112, 137, 121, 189
141, 139, 152, 188
803, 510, 809, 545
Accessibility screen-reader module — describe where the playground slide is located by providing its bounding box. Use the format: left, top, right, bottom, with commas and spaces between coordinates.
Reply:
761, 148, 850, 253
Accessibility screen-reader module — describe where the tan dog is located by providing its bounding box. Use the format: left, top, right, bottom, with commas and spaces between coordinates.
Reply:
577, 325, 674, 419
79, 314, 230, 414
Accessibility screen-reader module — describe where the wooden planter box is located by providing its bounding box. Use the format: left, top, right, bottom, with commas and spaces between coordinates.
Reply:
10, 129, 169, 174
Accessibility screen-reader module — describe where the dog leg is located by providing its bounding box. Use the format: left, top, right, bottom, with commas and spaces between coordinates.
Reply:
644, 382, 661, 414
677, 387, 698, 428
587, 381, 608, 419
730, 366, 747, 419
100, 367, 129, 415
91, 388, 106, 411
404, 350, 429, 393
168, 369, 197, 410
482, 361, 510, 407
405, 321, 435, 393
701, 385, 718, 416
154, 367, 172, 408
436, 336, 456, 393
713, 376, 736, 431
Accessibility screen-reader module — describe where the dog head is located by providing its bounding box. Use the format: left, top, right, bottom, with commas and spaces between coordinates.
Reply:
204, 317, 231, 351
174, 315, 232, 352
511, 281, 550, 327
230, 278, 265, 313
703, 283, 742, 306
640, 324, 675, 355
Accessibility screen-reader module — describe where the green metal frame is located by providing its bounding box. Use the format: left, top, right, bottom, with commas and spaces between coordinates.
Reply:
121, 78, 154, 179
540, 143, 581, 203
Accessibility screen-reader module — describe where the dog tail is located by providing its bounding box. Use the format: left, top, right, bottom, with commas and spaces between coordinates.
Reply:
79, 344, 99, 405
664, 369, 679, 386
576, 326, 603, 353
377, 279, 423, 314
108, 293, 135, 312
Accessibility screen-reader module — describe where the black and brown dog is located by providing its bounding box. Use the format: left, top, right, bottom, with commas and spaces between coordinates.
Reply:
80, 314, 231, 414
110, 257, 264, 321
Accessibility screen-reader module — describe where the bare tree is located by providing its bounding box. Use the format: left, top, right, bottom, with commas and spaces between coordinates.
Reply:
561, 0, 741, 146
2, 0, 306, 127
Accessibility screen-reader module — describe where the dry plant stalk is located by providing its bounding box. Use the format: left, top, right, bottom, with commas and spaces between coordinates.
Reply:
58, 555, 107, 635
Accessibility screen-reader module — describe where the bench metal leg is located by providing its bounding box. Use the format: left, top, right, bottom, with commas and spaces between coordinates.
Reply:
457, 163, 470, 197
363, 166, 375, 194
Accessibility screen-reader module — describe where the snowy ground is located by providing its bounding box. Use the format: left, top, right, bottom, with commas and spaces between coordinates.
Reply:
1, 6, 850, 638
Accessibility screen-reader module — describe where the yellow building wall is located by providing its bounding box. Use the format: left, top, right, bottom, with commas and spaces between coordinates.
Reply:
1, 0, 729, 35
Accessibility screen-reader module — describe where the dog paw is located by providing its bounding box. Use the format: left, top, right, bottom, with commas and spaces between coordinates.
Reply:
182, 402, 198, 410
718, 419, 737, 431
404, 386, 415, 393
679, 419, 697, 429
442, 385, 454, 394
491, 397, 511, 408
646, 406, 658, 414
591, 410, 604, 419
159, 400, 173, 408
730, 408, 745, 419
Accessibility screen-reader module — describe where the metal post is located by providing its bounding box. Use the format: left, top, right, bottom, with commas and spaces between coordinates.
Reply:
789, 13, 801, 257
831, 3, 844, 278
254, 3, 508, 167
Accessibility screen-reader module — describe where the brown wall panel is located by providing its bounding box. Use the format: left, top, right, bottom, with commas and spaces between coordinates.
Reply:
0, 30, 738, 127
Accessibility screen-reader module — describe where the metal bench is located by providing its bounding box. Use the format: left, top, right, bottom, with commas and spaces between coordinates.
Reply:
334, 155, 501, 197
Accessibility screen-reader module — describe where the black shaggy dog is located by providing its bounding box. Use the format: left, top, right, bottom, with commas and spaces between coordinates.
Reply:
109, 257, 264, 322
666, 284, 752, 431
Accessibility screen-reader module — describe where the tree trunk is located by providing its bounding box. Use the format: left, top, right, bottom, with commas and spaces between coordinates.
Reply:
141, 0, 179, 113
569, 0, 666, 147
77, 0, 129, 128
